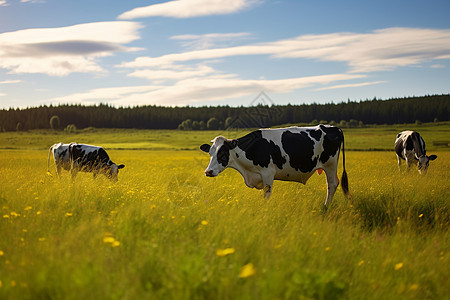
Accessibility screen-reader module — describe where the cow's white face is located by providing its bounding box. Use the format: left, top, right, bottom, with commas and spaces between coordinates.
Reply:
200, 136, 234, 177
108, 163, 125, 181
417, 155, 437, 175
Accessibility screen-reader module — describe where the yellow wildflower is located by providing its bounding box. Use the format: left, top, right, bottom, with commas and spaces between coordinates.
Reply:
239, 263, 256, 278
24, 206, 32, 211
201, 220, 208, 225
103, 237, 115, 244
216, 248, 235, 257
65, 213, 73, 217
358, 260, 364, 267
418, 214, 423, 218
409, 284, 419, 291
394, 262, 403, 270
0, 250, 4, 256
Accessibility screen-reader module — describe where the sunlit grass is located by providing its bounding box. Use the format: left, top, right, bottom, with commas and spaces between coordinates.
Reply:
0, 128, 449, 299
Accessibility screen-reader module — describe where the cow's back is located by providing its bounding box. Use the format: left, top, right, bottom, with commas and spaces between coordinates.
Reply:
261, 125, 342, 176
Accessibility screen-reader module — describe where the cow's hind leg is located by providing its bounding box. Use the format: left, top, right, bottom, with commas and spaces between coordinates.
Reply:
396, 155, 402, 172
324, 168, 339, 207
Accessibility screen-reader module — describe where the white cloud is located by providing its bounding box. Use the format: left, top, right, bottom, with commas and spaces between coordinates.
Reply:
127, 64, 225, 81
430, 64, 445, 68
0, 21, 142, 76
47, 73, 365, 107
118, 27, 450, 73
20, 0, 46, 3
0, 79, 21, 84
0, 1, 9, 7
170, 32, 253, 50
315, 81, 387, 91
118, 0, 261, 20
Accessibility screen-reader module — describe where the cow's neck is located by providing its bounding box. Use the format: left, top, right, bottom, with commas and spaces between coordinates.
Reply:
227, 147, 262, 189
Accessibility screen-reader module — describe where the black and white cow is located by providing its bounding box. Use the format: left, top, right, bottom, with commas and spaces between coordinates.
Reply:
395, 131, 437, 174
48, 143, 125, 181
200, 125, 349, 206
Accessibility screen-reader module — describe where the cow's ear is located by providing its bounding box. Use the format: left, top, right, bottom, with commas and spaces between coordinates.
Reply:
118, 164, 125, 169
200, 144, 211, 153
428, 155, 437, 161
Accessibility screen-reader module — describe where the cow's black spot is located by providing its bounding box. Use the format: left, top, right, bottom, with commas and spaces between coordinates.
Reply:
237, 130, 286, 169
410, 132, 426, 157
71, 145, 111, 171
405, 135, 414, 151
236, 153, 239, 158
58, 149, 68, 158
308, 128, 322, 141
216, 141, 236, 167
319, 125, 342, 164
281, 130, 317, 173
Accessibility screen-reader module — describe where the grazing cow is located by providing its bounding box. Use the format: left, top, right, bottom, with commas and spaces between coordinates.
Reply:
48, 143, 125, 181
200, 125, 349, 207
395, 131, 437, 174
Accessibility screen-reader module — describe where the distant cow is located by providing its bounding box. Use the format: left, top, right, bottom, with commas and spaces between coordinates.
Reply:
395, 131, 437, 174
200, 125, 349, 207
48, 143, 125, 181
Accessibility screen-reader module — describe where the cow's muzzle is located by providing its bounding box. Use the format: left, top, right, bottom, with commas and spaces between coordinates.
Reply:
205, 170, 215, 177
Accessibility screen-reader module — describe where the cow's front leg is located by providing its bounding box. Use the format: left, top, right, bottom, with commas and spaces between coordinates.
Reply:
261, 171, 275, 199
70, 168, 78, 180
56, 165, 62, 179
405, 158, 413, 172
263, 184, 272, 198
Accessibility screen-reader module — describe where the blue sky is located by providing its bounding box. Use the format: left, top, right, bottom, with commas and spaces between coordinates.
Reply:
1, 0, 450, 108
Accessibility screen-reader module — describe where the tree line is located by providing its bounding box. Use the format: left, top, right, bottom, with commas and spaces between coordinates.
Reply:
1, 94, 448, 132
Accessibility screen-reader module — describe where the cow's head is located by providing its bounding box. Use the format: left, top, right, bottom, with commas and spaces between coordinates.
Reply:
417, 154, 437, 175
107, 163, 125, 181
200, 136, 237, 177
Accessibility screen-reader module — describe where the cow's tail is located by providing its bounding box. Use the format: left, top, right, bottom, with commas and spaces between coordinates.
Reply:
340, 129, 350, 197
47, 144, 54, 176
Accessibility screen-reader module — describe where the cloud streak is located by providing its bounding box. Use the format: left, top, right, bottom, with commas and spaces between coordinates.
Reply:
47, 73, 366, 107
118, 27, 450, 73
0, 21, 142, 76
315, 81, 387, 91
118, 0, 260, 20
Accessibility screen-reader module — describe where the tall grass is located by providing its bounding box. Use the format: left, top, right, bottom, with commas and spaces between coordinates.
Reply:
0, 129, 449, 299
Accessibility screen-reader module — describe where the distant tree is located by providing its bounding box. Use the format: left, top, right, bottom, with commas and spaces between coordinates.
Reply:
349, 119, 359, 128
192, 121, 200, 130
49, 115, 61, 130
207, 117, 219, 130
339, 120, 348, 128
16, 122, 22, 131
199, 120, 206, 130
64, 124, 77, 134
225, 116, 234, 129
415, 120, 423, 126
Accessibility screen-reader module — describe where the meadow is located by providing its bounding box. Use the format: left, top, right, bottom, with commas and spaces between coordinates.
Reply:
0, 123, 449, 299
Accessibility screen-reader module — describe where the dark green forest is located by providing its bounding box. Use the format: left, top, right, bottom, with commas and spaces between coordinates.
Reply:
1, 94, 449, 131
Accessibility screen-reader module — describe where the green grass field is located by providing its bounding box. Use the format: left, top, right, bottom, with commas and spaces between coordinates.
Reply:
0, 124, 449, 299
